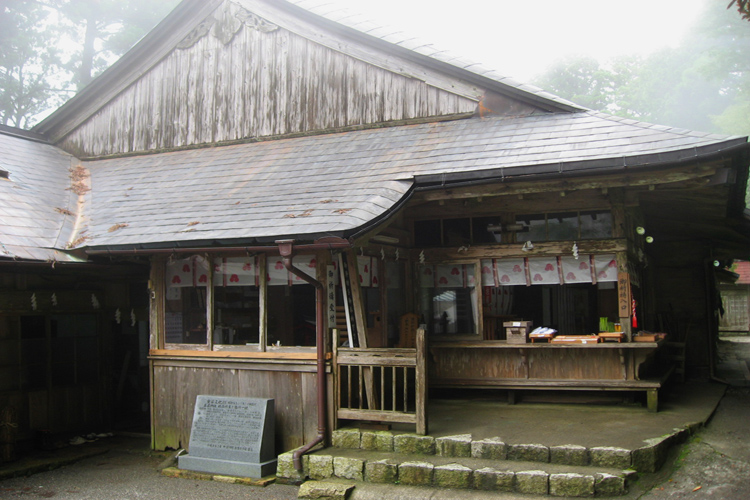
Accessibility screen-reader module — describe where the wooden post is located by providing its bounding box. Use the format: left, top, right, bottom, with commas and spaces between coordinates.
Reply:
206, 254, 214, 350
647, 388, 658, 412
345, 249, 378, 410
415, 327, 428, 435
148, 257, 166, 350
258, 254, 268, 351
617, 270, 632, 340
332, 329, 339, 431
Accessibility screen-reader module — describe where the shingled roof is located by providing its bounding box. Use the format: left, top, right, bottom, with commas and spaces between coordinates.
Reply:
3, 0, 748, 258
79, 111, 747, 250
0, 127, 84, 262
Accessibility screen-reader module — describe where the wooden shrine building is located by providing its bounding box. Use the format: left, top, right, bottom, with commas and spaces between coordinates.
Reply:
2, 0, 750, 457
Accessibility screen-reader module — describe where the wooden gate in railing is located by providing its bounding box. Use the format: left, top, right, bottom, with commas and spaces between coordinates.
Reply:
333, 328, 427, 434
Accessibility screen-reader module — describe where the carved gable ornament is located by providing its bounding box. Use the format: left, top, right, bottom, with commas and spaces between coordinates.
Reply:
178, 2, 278, 50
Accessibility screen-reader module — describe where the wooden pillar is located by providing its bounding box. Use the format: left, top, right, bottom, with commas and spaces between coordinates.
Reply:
258, 254, 268, 351
148, 256, 166, 350
415, 327, 428, 435
617, 252, 632, 340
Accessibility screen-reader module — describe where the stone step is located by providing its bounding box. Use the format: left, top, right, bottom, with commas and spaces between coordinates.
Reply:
326, 427, 690, 473
279, 447, 633, 497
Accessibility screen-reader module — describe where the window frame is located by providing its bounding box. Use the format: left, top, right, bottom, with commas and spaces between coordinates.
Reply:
161, 253, 321, 353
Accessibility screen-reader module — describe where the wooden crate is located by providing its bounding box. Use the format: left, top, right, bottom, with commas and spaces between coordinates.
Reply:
504, 321, 532, 344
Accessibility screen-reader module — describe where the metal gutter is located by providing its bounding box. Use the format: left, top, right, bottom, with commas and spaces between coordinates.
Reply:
413, 139, 750, 190
277, 240, 328, 470
85, 237, 352, 256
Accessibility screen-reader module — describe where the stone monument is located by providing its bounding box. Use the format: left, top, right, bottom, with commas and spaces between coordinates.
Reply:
178, 395, 276, 478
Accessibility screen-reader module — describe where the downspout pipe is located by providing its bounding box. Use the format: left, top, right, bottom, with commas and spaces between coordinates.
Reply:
277, 240, 327, 471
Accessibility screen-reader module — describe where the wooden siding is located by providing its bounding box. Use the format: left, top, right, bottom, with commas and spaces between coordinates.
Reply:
60, 3, 477, 157
719, 287, 750, 333
151, 359, 320, 453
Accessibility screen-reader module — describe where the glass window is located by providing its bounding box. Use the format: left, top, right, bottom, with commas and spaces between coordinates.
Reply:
165, 288, 207, 344
516, 214, 546, 242
165, 256, 208, 345
213, 257, 260, 345
471, 217, 503, 244
547, 212, 580, 241
267, 284, 316, 347
214, 286, 259, 345
580, 211, 612, 239
443, 218, 471, 246
419, 264, 478, 336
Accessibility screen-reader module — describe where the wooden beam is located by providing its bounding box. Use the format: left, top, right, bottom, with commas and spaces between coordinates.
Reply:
411, 239, 627, 263
412, 164, 720, 203
149, 349, 324, 360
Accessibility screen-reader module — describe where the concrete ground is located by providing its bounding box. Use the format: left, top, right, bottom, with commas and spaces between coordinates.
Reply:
0, 381, 746, 499
418, 381, 724, 450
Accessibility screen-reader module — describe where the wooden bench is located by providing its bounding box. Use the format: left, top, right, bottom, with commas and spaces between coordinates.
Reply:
432, 367, 674, 412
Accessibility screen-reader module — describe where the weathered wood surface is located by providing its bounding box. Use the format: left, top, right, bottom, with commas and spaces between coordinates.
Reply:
151, 361, 319, 453
334, 330, 427, 434
150, 349, 319, 359
59, 2, 476, 157
413, 240, 627, 263
428, 342, 659, 382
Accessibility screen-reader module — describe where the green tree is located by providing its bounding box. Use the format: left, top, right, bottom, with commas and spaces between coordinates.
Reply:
0, 2, 64, 128
45, 0, 179, 89
532, 0, 750, 136
1, 0, 179, 128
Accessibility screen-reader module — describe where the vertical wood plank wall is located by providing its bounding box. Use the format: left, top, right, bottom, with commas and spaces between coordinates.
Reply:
151, 361, 320, 453
59, 9, 476, 158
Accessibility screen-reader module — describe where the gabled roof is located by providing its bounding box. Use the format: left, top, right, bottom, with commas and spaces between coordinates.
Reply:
0, 126, 84, 262
79, 111, 747, 250
32, 0, 581, 143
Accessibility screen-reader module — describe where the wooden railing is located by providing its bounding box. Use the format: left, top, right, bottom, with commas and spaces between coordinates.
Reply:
333, 328, 426, 434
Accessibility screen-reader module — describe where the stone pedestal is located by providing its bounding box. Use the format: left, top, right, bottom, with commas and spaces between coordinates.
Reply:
178, 396, 276, 478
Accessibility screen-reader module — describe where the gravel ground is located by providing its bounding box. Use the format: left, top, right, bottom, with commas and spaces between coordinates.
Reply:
0, 444, 299, 500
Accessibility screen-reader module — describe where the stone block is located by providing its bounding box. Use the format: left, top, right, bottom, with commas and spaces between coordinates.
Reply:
632, 429, 688, 473
298, 480, 354, 500
276, 450, 307, 480
398, 461, 434, 486
436, 434, 472, 457
590, 447, 631, 469
595, 473, 626, 496
515, 470, 549, 495
474, 467, 514, 491
331, 428, 361, 450
393, 434, 435, 455
471, 437, 507, 460
360, 430, 394, 452
333, 456, 364, 481
364, 459, 398, 484
508, 443, 550, 463
433, 463, 473, 489
307, 454, 334, 480
631, 436, 670, 473
550, 444, 590, 466
549, 473, 595, 497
